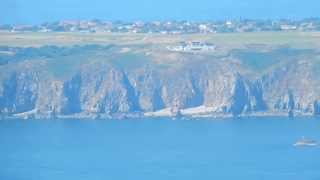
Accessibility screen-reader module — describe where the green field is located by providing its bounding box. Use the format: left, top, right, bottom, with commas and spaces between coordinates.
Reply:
1, 31, 320, 79
1, 31, 320, 49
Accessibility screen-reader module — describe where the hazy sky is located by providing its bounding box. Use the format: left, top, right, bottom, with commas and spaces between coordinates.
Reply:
1, 0, 320, 24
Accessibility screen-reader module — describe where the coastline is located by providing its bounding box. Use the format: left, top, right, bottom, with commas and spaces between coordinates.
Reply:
2, 107, 318, 120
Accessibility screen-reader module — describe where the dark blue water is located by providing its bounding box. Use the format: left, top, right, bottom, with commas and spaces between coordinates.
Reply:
1, 117, 320, 180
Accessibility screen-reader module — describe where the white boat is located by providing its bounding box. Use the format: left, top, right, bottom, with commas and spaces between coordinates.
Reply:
294, 137, 318, 147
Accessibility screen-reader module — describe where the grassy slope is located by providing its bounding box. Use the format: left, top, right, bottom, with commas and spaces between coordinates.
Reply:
231, 48, 319, 73
0, 31, 320, 79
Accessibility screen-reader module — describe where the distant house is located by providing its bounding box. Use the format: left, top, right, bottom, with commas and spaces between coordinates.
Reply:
225, 21, 233, 26
280, 25, 297, 31
167, 41, 216, 52
38, 27, 51, 33
199, 24, 208, 32
11, 25, 37, 32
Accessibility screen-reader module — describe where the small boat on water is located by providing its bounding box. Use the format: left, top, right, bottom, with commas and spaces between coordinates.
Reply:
294, 137, 318, 147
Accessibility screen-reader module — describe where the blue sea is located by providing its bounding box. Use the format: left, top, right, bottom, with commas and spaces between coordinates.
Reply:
1, 117, 320, 180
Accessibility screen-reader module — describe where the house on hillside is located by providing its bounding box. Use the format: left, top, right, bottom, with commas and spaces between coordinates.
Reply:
167, 41, 216, 52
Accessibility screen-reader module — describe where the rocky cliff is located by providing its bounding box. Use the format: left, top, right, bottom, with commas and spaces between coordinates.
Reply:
0, 45, 320, 119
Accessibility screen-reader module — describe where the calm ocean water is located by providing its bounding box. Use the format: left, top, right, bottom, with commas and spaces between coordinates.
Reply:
1, 117, 320, 180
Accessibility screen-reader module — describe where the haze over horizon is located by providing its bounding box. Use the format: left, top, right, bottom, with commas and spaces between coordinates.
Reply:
1, 0, 320, 24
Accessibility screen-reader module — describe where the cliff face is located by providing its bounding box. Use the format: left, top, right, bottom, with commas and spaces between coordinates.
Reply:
0, 45, 320, 118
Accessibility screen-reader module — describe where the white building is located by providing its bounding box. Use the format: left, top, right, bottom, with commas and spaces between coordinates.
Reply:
280, 25, 297, 31
167, 41, 216, 52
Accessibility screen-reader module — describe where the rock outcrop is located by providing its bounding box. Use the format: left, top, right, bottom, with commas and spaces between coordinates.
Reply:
0, 45, 320, 119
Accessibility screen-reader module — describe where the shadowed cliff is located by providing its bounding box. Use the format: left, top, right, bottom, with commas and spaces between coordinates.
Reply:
0, 45, 320, 118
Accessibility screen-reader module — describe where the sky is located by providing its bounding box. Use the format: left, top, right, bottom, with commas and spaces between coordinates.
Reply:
1, 0, 320, 24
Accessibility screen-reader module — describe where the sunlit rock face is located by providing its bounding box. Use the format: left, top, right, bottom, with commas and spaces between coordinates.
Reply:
0, 45, 320, 118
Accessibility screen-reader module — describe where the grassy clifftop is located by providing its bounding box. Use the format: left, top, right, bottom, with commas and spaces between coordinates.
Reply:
1, 31, 320, 48
1, 32, 320, 117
